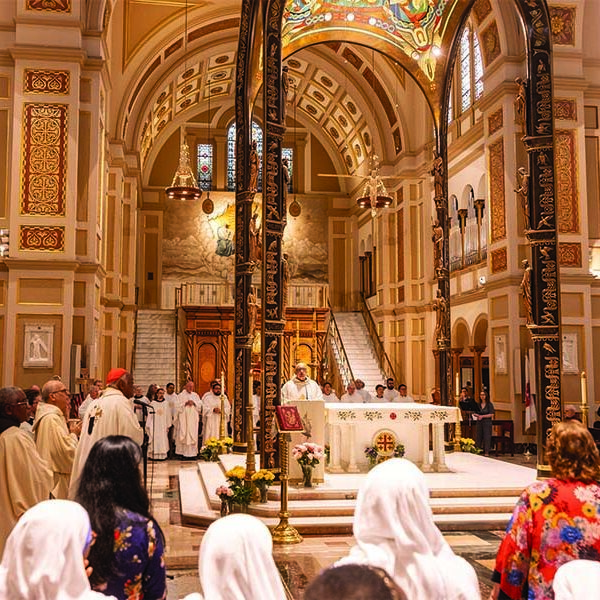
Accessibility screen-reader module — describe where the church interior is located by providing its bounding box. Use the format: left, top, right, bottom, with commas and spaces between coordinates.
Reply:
2, 0, 600, 597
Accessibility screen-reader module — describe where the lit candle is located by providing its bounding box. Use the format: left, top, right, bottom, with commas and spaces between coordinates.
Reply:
581, 371, 588, 427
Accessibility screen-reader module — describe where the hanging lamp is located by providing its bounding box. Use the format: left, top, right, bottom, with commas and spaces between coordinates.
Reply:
165, 0, 202, 202
202, 78, 214, 214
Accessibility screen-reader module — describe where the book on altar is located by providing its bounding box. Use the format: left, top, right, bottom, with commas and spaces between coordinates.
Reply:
275, 405, 305, 432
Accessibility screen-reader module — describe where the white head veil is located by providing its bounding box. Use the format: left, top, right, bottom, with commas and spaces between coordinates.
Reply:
554, 560, 600, 600
337, 458, 480, 600
0, 499, 110, 600
199, 514, 286, 600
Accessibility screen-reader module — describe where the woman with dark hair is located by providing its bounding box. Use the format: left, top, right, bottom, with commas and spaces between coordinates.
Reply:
75, 435, 166, 600
491, 420, 600, 600
146, 384, 158, 404
473, 390, 494, 456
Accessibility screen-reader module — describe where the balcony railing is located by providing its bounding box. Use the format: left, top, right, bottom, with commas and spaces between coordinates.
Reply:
163, 280, 329, 310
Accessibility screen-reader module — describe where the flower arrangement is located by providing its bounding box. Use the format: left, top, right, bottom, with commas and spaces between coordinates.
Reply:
459, 438, 482, 454
216, 484, 233, 501
393, 443, 405, 458
199, 437, 234, 461
251, 469, 275, 502
292, 442, 324, 467
364, 446, 379, 462
223, 465, 252, 509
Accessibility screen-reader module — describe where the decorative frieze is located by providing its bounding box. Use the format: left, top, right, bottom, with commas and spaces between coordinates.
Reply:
488, 139, 506, 242
20, 103, 68, 216
19, 225, 65, 251
558, 242, 581, 267
490, 247, 507, 273
24, 70, 70, 95
26, 0, 71, 12
555, 129, 579, 234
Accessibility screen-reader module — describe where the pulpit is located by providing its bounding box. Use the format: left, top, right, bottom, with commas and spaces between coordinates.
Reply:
326, 402, 460, 473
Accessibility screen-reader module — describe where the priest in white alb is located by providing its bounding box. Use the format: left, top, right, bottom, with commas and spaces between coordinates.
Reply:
175, 380, 202, 458
201, 380, 230, 443
281, 362, 323, 403
146, 387, 170, 460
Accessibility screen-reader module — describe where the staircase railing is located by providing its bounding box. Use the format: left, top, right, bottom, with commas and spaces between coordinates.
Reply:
358, 292, 397, 383
323, 304, 355, 391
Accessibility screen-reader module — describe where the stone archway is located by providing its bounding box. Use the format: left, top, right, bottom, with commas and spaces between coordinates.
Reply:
236, 0, 562, 472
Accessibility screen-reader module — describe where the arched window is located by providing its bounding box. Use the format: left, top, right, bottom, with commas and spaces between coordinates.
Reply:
458, 23, 484, 115
227, 121, 263, 191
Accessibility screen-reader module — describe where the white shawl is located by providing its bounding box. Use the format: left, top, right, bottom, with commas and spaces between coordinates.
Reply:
0, 499, 111, 600
199, 514, 286, 600
554, 560, 600, 600
337, 458, 480, 600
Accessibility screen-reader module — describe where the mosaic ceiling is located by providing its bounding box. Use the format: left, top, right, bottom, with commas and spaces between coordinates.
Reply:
283, 0, 460, 84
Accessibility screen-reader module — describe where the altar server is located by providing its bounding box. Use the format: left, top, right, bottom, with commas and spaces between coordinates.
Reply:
201, 380, 230, 443
175, 380, 202, 458
322, 381, 339, 402
281, 362, 323, 403
146, 387, 170, 460
341, 382, 363, 403
383, 378, 400, 402
337, 458, 480, 600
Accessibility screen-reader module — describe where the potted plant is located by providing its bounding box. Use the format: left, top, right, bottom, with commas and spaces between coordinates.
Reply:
291, 442, 324, 487
459, 437, 482, 454
225, 466, 252, 512
393, 443, 405, 458
364, 445, 378, 468
251, 469, 275, 502
216, 484, 233, 517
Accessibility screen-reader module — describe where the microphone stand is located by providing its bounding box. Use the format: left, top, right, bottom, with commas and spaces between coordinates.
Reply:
140, 404, 149, 488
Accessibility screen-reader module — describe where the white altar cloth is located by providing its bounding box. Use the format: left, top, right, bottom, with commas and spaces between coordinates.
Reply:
326, 402, 459, 473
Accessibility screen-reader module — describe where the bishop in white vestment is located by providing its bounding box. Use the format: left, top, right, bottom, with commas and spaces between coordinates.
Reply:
201, 381, 230, 443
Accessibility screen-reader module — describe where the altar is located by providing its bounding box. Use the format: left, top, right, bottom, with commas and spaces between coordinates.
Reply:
326, 402, 459, 473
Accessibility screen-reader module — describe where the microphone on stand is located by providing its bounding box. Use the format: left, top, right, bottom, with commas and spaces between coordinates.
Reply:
133, 397, 155, 412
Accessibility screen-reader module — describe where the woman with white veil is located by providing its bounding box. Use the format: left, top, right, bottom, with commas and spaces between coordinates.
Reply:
0, 499, 112, 600
185, 513, 286, 600
337, 458, 480, 600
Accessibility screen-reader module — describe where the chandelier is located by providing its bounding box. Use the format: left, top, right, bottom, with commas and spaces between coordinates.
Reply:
356, 154, 393, 218
165, 0, 201, 202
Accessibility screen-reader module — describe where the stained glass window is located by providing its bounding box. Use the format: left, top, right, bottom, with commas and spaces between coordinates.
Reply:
227, 121, 263, 192
282, 147, 293, 193
460, 28, 471, 113
473, 33, 484, 101
197, 143, 213, 191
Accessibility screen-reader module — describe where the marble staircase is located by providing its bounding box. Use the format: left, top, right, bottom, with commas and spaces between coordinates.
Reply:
333, 312, 387, 392
179, 453, 534, 533
133, 309, 177, 390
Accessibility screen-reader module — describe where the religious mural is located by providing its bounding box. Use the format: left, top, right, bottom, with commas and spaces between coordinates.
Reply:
162, 192, 328, 284
283, 0, 455, 82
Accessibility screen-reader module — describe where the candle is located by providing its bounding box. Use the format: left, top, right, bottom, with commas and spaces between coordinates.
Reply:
455, 371, 460, 397
581, 371, 588, 427
221, 370, 225, 393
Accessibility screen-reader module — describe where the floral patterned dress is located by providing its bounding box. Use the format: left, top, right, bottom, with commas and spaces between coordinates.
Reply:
93, 509, 166, 600
493, 478, 600, 599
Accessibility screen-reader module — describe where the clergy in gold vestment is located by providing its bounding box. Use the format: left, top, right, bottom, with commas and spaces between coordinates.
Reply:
201, 381, 230, 444
33, 380, 80, 499
0, 386, 53, 557
69, 369, 143, 498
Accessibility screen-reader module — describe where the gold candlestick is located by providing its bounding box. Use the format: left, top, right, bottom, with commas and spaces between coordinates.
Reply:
581, 371, 588, 428
219, 370, 226, 441
271, 431, 302, 544
453, 371, 462, 451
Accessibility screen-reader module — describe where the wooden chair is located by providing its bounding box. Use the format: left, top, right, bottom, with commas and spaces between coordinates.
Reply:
491, 420, 514, 456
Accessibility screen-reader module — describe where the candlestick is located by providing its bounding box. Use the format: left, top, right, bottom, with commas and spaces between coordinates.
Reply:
219, 370, 226, 440
296, 320, 300, 349
454, 371, 461, 451
581, 371, 588, 428
455, 371, 460, 397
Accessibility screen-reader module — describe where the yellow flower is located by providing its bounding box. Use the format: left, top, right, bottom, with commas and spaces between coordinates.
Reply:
251, 469, 275, 482
582, 503, 596, 518
543, 505, 557, 520
530, 495, 543, 512
226, 466, 246, 480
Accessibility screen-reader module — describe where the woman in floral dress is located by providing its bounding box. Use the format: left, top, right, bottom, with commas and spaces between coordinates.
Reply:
75, 436, 166, 600
491, 420, 600, 600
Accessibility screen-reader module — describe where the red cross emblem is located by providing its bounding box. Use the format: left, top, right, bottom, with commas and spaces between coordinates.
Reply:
374, 431, 396, 454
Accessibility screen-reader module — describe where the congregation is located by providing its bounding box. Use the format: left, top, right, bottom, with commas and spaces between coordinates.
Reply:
1, 368, 599, 599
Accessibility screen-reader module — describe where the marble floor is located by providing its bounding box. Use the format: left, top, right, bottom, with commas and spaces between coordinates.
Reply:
148, 456, 524, 599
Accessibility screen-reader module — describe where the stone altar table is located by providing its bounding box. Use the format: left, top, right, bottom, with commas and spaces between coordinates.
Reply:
326, 402, 459, 473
